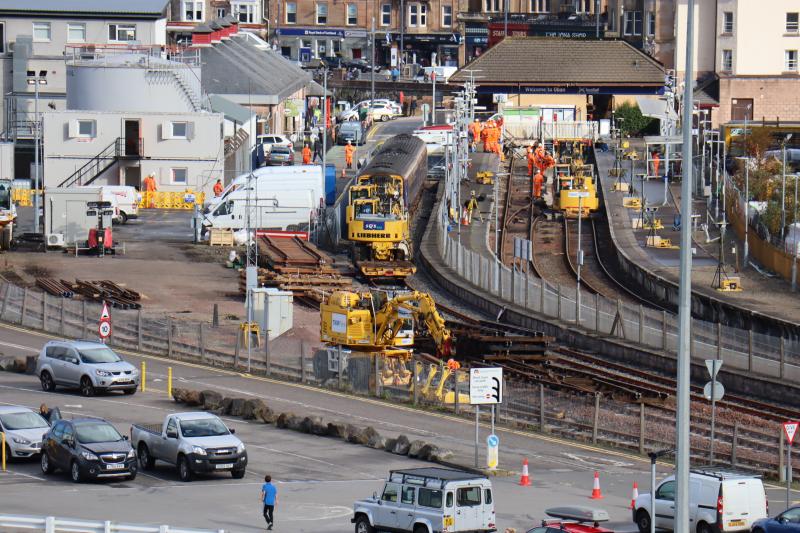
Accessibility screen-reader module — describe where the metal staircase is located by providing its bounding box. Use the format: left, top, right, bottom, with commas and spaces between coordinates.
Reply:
171, 70, 202, 111
57, 137, 142, 188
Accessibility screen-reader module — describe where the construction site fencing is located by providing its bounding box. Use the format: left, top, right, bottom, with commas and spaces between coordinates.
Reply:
0, 280, 797, 476
502, 121, 599, 142
10, 189, 205, 209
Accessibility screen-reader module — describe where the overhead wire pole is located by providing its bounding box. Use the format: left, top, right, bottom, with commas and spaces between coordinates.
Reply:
370, 16, 375, 112
675, 0, 696, 531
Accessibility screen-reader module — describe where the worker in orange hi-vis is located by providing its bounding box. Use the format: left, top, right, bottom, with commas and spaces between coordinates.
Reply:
142, 173, 157, 208
302, 143, 312, 165
481, 123, 491, 152
344, 140, 355, 169
533, 171, 544, 198
526, 146, 535, 175
652, 150, 661, 177
213, 179, 224, 197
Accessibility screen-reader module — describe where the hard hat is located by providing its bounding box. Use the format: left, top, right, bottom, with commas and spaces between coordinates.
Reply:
471, 190, 476, 196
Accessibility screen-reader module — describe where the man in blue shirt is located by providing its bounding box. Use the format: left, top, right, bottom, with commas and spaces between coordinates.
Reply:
261, 474, 277, 530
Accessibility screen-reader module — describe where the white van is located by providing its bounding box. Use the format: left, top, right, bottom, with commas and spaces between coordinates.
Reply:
80, 186, 140, 224
202, 188, 316, 237
353, 467, 496, 533
207, 165, 324, 212
633, 470, 768, 533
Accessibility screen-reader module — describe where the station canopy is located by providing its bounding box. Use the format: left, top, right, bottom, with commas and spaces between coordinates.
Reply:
450, 37, 665, 96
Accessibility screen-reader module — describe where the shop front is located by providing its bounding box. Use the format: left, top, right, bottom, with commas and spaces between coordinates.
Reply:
464, 24, 488, 64
377, 32, 461, 68
277, 27, 368, 62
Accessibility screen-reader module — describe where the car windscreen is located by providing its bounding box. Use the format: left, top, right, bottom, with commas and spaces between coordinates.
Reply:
76, 423, 123, 443
0, 411, 49, 430
79, 347, 122, 364
179, 418, 229, 437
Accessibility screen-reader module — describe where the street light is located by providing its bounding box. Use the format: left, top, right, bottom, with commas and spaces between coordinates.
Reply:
743, 103, 752, 267
26, 69, 47, 234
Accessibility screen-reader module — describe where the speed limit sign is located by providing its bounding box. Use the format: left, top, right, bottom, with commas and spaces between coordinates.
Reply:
98, 320, 112, 339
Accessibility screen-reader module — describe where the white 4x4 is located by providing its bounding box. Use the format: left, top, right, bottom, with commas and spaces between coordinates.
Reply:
257, 134, 293, 152
352, 468, 497, 533
633, 470, 767, 533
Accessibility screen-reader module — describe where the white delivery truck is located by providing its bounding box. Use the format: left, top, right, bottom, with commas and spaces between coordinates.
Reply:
43, 188, 114, 248
208, 165, 324, 212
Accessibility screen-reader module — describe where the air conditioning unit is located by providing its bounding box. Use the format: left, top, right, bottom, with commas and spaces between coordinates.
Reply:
46, 233, 65, 247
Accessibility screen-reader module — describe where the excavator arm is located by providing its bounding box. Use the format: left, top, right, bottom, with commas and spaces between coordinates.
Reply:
375, 292, 454, 357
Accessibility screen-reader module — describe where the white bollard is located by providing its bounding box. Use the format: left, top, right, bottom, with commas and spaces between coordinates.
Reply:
45, 517, 55, 533
104, 521, 112, 533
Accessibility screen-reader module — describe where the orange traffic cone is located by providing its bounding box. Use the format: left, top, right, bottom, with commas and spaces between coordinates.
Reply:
590, 471, 603, 499
631, 481, 639, 509
518, 458, 532, 486
461, 208, 470, 226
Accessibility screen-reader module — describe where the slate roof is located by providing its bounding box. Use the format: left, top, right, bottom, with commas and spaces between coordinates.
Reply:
201, 35, 311, 105
694, 77, 720, 106
450, 37, 664, 87
0, 0, 168, 17
208, 94, 256, 124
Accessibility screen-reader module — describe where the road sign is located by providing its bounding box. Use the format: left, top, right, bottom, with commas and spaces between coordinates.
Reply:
486, 434, 499, 470
567, 191, 590, 198
705, 359, 723, 380
469, 367, 502, 405
100, 302, 110, 321
784, 422, 799, 445
98, 320, 112, 339
703, 381, 724, 401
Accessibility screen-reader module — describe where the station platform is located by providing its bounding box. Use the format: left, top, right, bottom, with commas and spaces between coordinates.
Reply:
595, 143, 800, 327
448, 151, 501, 261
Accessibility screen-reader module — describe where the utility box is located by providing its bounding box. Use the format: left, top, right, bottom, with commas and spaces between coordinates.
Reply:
43, 187, 110, 247
251, 288, 293, 340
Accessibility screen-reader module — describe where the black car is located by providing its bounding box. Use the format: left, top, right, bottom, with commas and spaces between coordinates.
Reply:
41, 418, 137, 483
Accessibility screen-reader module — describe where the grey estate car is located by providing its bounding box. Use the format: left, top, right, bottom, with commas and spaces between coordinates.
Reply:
36, 340, 139, 397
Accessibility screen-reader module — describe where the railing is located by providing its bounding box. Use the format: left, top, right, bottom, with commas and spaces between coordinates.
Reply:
0, 514, 223, 533
57, 137, 142, 188
65, 44, 202, 68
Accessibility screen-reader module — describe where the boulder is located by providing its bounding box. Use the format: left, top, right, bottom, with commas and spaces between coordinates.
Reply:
345, 424, 367, 444
300, 416, 324, 434
310, 418, 329, 436
390, 435, 412, 455
407, 440, 427, 458
428, 447, 454, 463
327, 422, 348, 439
348, 426, 379, 446
253, 405, 276, 424
0, 357, 27, 373
183, 390, 203, 407
200, 390, 223, 411
25, 355, 37, 374
228, 398, 246, 417
383, 438, 397, 452
171, 387, 188, 403
367, 432, 386, 450
286, 414, 304, 431
242, 399, 268, 420
276, 412, 295, 429
216, 397, 234, 415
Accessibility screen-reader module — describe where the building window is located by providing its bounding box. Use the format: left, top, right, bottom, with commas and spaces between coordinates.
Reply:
182, 0, 204, 21
0, 23, 5, 54
171, 168, 188, 185
623, 11, 642, 36
108, 24, 136, 42
442, 5, 452, 27
347, 3, 358, 25
381, 3, 391, 26
77, 120, 96, 138
721, 49, 733, 71
529, 0, 550, 13
419, 4, 427, 26
316, 3, 328, 24
409, 4, 419, 26
484, 0, 500, 12
786, 50, 798, 72
722, 11, 733, 34
332, 39, 341, 54
316, 40, 326, 57
217, 7, 226, 17
171, 122, 188, 139
232, 1, 259, 23
646, 12, 655, 36
286, 2, 297, 23
573, 0, 591, 14
67, 23, 86, 43
32, 22, 51, 42
788, 13, 799, 33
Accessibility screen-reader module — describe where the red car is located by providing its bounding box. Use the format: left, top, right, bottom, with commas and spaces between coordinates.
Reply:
527, 507, 614, 533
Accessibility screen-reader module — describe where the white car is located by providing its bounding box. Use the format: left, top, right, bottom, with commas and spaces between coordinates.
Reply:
256, 134, 293, 153
0, 406, 50, 459
370, 103, 398, 122
633, 470, 767, 533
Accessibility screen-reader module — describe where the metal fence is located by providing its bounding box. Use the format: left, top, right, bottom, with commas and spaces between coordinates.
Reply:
0, 514, 223, 533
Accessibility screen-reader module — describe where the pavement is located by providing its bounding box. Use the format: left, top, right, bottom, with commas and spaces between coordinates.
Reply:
1, 321, 799, 532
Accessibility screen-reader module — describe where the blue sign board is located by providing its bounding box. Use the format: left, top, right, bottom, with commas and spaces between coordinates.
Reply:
278, 27, 367, 38
363, 221, 385, 231
476, 85, 665, 96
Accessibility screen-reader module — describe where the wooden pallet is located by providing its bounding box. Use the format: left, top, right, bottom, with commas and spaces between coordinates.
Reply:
209, 229, 234, 246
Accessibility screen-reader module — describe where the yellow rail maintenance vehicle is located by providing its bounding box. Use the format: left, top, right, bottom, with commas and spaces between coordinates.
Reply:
345, 134, 427, 279
552, 141, 599, 218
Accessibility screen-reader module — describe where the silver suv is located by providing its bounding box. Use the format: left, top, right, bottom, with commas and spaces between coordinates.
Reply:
36, 340, 139, 397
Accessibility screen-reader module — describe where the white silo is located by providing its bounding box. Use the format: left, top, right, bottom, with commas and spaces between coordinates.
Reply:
66, 53, 202, 113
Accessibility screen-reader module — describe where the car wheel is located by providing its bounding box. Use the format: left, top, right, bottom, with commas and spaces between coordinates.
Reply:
80, 376, 95, 397
123, 388, 136, 395
382, 115, 389, 122
120, 212, 128, 224
635, 510, 651, 533
126, 466, 137, 481
138, 444, 155, 471
40, 371, 56, 392
70, 461, 82, 483
178, 455, 193, 482
413, 525, 429, 533
354, 516, 374, 533
697, 522, 713, 533
4, 444, 12, 463
40, 451, 54, 474
231, 468, 246, 479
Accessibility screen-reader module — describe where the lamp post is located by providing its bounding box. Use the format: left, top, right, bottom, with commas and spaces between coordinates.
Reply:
27, 69, 47, 234
793, 173, 799, 292
743, 105, 752, 267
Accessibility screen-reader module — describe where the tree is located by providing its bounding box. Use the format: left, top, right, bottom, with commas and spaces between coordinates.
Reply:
614, 102, 657, 137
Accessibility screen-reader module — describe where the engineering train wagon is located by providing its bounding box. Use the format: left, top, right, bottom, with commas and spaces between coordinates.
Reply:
346, 134, 427, 279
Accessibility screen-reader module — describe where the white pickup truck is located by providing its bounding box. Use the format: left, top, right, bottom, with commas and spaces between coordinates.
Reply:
130, 412, 247, 482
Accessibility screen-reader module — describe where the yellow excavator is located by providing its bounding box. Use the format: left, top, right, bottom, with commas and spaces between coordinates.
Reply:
320, 290, 467, 402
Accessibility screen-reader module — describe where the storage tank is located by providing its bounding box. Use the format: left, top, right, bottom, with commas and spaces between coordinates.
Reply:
66, 53, 202, 113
